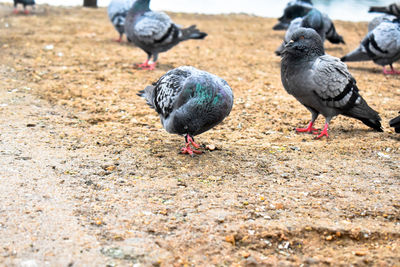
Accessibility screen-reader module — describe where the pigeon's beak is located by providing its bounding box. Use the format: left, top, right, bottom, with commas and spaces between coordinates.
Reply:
285, 40, 294, 47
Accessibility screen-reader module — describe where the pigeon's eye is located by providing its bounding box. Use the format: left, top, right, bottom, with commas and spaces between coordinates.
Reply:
299, 36, 305, 40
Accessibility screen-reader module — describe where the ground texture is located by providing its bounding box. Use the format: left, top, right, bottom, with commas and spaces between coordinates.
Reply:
0, 3, 399, 266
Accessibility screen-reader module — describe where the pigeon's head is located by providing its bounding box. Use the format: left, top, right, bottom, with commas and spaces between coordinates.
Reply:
283, 27, 324, 58
131, 0, 150, 11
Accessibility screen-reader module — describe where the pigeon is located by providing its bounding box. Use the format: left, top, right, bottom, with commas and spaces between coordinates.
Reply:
389, 113, 400, 133
108, 0, 136, 42
273, 0, 313, 30
369, 2, 400, 17
125, 0, 207, 70
341, 20, 400, 75
281, 28, 382, 139
275, 9, 344, 55
368, 14, 397, 32
13, 0, 35, 14
138, 66, 234, 155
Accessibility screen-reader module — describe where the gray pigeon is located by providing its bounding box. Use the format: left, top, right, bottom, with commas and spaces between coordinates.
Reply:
273, 0, 313, 30
368, 14, 397, 32
125, 0, 207, 70
341, 20, 400, 75
108, 0, 136, 42
275, 9, 344, 55
369, 2, 400, 17
389, 113, 400, 133
138, 66, 234, 155
13, 0, 35, 14
281, 28, 382, 139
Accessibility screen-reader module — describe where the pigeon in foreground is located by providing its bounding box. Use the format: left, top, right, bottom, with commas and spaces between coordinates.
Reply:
13, 0, 35, 14
369, 2, 400, 17
275, 9, 344, 55
281, 28, 382, 139
273, 0, 313, 30
389, 113, 400, 133
138, 66, 234, 155
125, 0, 207, 70
368, 14, 397, 32
341, 20, 400, 75
108, 0, 136, 42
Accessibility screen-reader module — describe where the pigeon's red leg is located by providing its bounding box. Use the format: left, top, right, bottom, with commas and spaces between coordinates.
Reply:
296, 121, 319, 133
313, 123, 329, 139
114, 36, 122, 43
137, 60, 150, 69
13, 8, 19, 14
383, 65, 400, 75
24, 9, 29, 14
180, 135, 202, 155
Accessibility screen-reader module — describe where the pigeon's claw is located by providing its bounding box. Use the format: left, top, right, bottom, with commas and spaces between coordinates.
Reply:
295, 121, 319, 134
24, 9, 30, 14
313, 123, 329, 139
136, 61, 157, 70
13, 9, 19, 14
383, 66, 400, 75
180, 144, 202, 156
186, 135, 200, 149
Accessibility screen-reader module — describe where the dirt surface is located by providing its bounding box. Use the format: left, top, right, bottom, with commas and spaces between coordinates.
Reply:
0, 3, 399, 266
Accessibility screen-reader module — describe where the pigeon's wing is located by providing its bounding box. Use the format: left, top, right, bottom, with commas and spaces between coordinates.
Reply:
133, 11, 177, 45
364, 22, 400, 59
152, 67, 192, 117
311, 55, 360, 110
389, 114, 400, 133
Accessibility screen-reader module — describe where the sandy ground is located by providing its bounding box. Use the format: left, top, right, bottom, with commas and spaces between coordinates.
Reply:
0, 3, 399, 266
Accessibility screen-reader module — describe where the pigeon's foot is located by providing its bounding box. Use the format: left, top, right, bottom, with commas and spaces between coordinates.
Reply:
13, 9, 19, 14
24, 9, 30, 14
180, 145, 202, 156
383, 66, 400, 75
313, 123, 329, 139
296, 122, 318, 134
136, 61, 156, 70
180, 135, 202, 156
114, 37, 122, 43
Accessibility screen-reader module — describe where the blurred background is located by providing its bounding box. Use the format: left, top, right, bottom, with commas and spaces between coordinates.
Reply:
1, 0, 396, 20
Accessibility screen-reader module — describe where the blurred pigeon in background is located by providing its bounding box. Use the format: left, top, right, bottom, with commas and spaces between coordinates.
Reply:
13, 0, 35, 14
281, 28, 382, 139
275, 9, 344, 55
273, 0, 313, 30
369, 2, 400, 17
138, 66, 233, 155
341, 20, 400, 75
108, 0, 136, 42
125, 0, 207, 70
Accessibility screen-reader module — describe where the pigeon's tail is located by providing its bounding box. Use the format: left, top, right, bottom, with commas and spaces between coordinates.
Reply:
138, 85, 156, 109
326, 23, 345, 44
389, 114, 400, 133
369, 4, 400, 16
344, 97, 383, 132
181, 25, 207, 41
341, 47, 371, 62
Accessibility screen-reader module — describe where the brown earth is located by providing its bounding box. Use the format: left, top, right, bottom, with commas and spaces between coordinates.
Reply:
0, 3, 399, 266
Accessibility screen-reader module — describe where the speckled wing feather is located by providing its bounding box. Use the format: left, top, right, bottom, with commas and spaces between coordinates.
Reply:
133, 11, 180, 45
151, 67, 191, 118
311, 55, 360, 110
368, 14, 397, 32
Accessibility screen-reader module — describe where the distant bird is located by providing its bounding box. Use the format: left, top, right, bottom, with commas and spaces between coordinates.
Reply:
13, 0, 35, 14
369, 2, 400, 17
273, 0, 313, 30
341, 20, 400, 75
281, 28, 382, 139
389, 113, 400, 133
275, 9, 344, 56
108, 0, 136, 42
368, 14, 397, 32
125, 0, 207, 70
138, 66, 234, 155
